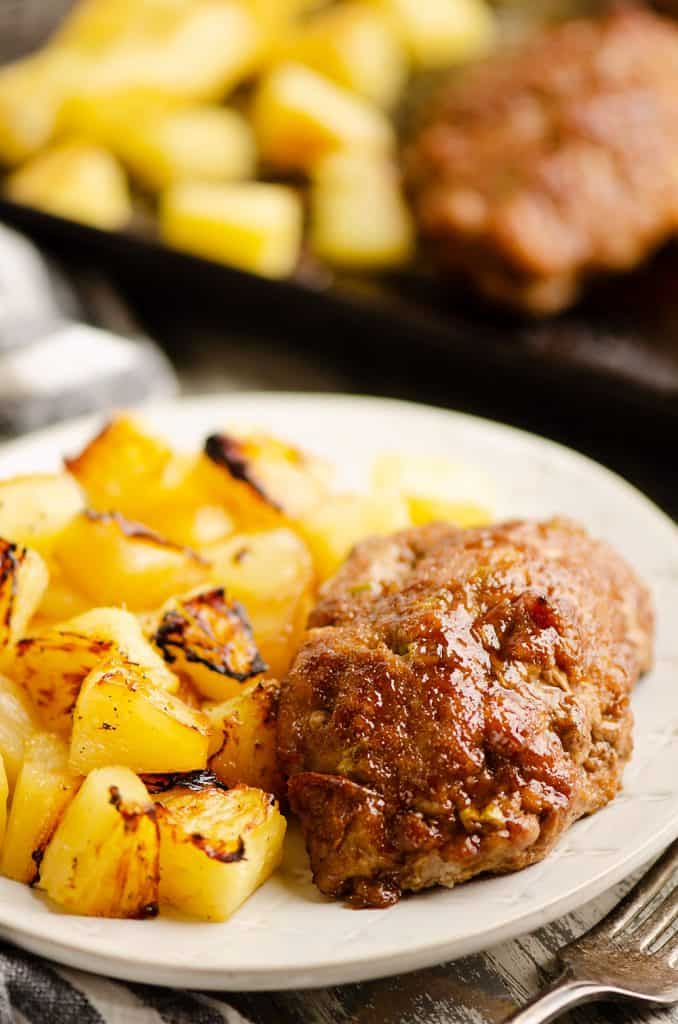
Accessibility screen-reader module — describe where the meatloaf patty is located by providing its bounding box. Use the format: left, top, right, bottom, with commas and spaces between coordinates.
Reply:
404, 8, 678, 313
278, 519, 653, 907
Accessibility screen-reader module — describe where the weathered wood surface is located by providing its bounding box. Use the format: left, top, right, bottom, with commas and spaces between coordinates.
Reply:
223, 867, 676, 1024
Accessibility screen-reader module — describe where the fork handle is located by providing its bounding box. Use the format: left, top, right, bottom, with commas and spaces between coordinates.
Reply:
506, 971, 613, 1024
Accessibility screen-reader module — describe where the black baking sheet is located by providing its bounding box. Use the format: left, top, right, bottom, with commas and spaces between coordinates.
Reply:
1, 197, 676, 428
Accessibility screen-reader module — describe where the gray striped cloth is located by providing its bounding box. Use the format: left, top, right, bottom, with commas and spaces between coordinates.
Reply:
0, 223, 177, 436
0, 943, 252, 1023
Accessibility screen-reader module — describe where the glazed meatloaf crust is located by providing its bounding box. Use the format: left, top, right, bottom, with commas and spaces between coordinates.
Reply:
278, 519, 653, 907
403, 8, 678, 313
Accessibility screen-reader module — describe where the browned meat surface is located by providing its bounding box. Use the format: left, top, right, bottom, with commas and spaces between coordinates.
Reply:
403, 9, 678, 313
278, 519, 653, 907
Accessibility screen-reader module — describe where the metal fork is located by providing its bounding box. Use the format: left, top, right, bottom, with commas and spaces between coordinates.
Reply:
507, 839, 678, 1023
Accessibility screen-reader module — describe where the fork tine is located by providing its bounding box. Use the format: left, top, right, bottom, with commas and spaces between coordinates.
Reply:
634, 890, 678, 950
594, 839, 678, 938
658, 927, 678, 964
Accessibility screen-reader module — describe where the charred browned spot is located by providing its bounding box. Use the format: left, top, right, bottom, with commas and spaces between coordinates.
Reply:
16, 635, 113, 658
190, 832, 246, 864
142, 770, 226, 796
255, 682, 280, 727
82, 510, 208, 564
204, 433, 282, 511
137, 901, 159, 919
109, 784, 157, 833
29, 777, 83, 887
233, 546, 251, 564
154, 588, 267, 682
0, 539, 22, 630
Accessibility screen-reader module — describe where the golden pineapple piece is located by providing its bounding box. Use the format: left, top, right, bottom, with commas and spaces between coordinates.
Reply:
160, 181, 303, 278
52, 0, 149, 51
407, 497, 492, 528
370, 0, 495, 70
206, 679, 283, 798
297, 491, 411, 580
64, 415, 173, 521
153, 587, 266, 702
206, 527, 314, 679
116, 105, 257, 192
247, 0, 329, 31
59, 0, 264, 105
0, 675, 38, 792
156, 778, 286, 921
0, 540, 49, 671
142, 495, 234, 549
310, 152, 414, 270
371, 452, 495, 526
252, 61, 394, 172
35, 568, 91, 627
137, 454, 235, 548
0, 755, 8, 851
280, 4, 407, 108
1, 732, 81, 884
38, 766, 159, 918
14, 606, 178, 735
53, 510, 208, 611
0, 50, 78, 165
6, 142, 132, 230
70, 661, 209, 775
0, 473, 83, 556
200, 431, 329, 526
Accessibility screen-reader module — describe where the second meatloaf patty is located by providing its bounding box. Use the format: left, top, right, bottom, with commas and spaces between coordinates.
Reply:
278, 519, 653, 907
404, 8, 678, 313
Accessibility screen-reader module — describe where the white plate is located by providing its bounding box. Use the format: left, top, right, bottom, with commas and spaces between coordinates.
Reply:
0, 392, 676, 992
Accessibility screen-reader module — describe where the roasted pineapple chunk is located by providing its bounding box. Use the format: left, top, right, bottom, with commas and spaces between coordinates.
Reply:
1, 732, 81, 884
371, 452, 495, 526
310, 151, 414, 270
115, 105, 257, 192
64, 415, 173, 521
206, 527, 314, 678
53, 510, 208, 611
207, 679, 283, 798
247, 0, 329, 31
70, 661, 209, 774
14, 607, 178, 734
160, 181, 303, 278
0, 50, 78, 165
38, 766, 159, 918
280, 4, 407, 108
61, 0, 264, 107
35, 568, 91, 627
142, 494, 234, 549
0, 540, 48, 671
371, 0, 495, 69
297, 491, 411, 580
156, 779, 285, 921
130, 451, 235, 548
6, 142, 133, 230
252, 61, 394, 172
0, 675, 38, 791
153, 587, 266, 702
200, 431, 329, 526
0, 755, 8, 851
0, 474, 83, 555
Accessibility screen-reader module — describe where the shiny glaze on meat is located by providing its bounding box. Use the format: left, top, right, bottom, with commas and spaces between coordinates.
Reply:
278, 519, 653, 907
